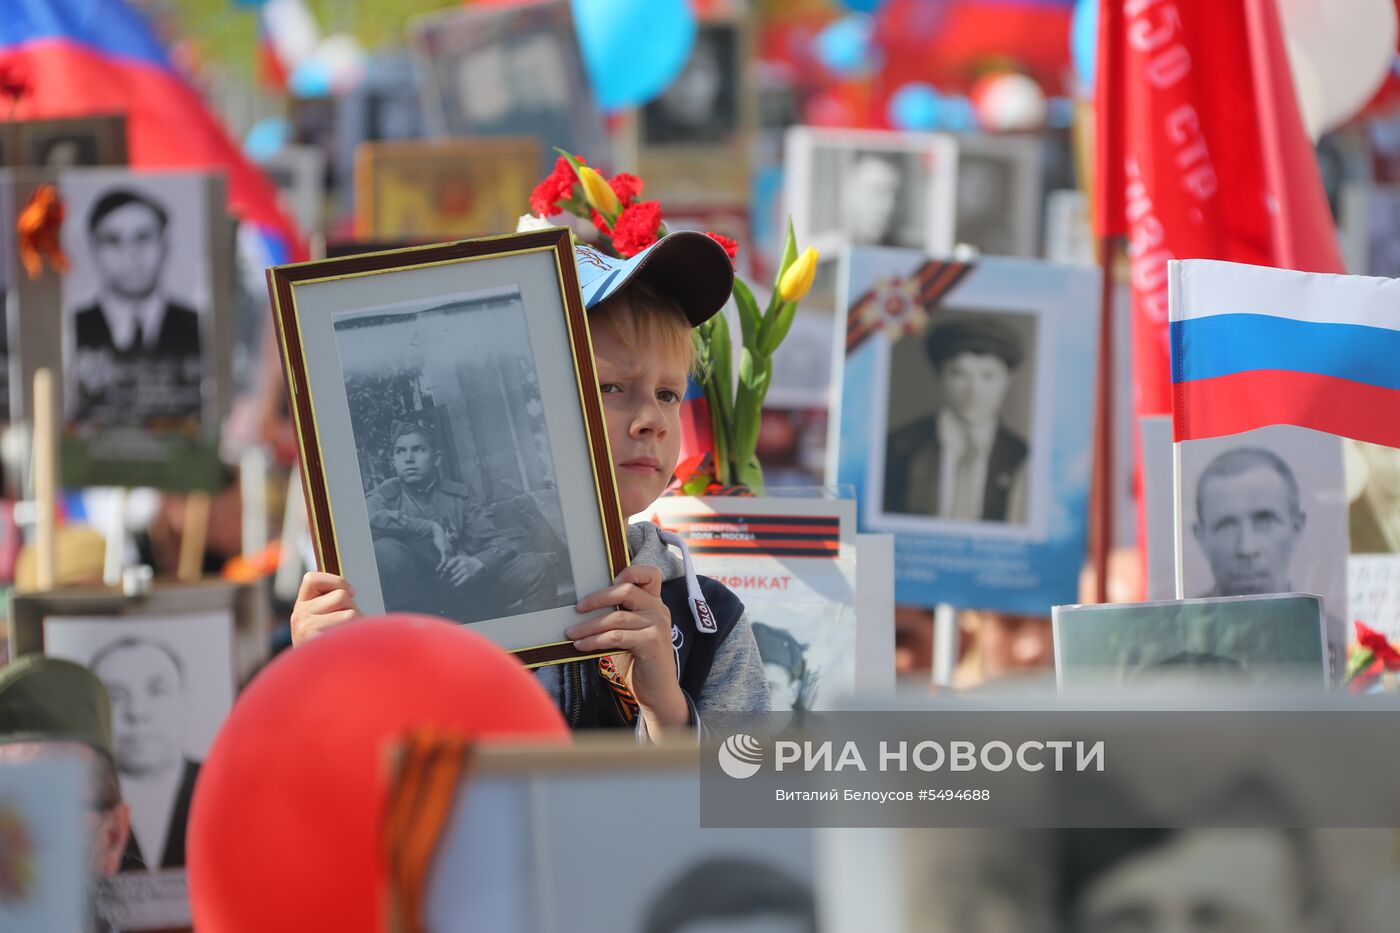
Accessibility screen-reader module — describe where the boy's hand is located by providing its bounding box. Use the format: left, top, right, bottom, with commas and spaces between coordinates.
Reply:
291, 572, 363, 646
568, 565, 690, 738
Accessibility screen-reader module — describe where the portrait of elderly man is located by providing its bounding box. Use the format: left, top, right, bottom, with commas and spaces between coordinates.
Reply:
366, 420, 558, 625
884, 316, 1029, 523
70, 187, 203, 428
1191, 447, 1310, 599
89, 636, 200, 871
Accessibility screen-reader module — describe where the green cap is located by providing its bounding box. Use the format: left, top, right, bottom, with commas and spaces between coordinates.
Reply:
0, 655, 114, 761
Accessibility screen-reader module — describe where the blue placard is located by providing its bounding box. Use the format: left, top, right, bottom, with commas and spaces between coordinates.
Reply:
831, 246, 1100, 613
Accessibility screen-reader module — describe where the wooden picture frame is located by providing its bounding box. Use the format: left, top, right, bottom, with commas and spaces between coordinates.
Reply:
0, 114, 128, 170
352, 136, 539, 241
267, 229, 629, 666
613, 10, 756, 206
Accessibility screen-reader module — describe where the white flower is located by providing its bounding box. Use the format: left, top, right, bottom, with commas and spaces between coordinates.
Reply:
515, 213, 556, 233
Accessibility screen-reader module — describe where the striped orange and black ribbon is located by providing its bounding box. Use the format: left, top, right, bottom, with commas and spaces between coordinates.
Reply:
845, 259, 975, 354
664, 513, 840, 559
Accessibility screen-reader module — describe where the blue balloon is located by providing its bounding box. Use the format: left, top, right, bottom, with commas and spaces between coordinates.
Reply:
1071, 0, 1098, 89
572, 0, 697, 111
813, 15, 875, 77
937, 96, 977, 132
288, 59, 332, 98
839, 0, 886, 12
244, 118, 291, 162
888, 82, 941, 131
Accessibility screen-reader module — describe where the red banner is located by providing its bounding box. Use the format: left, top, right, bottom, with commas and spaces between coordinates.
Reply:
1095, 0, 1344, 419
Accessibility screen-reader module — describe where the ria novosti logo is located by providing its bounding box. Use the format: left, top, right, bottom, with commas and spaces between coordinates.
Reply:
718, 733, 764, 779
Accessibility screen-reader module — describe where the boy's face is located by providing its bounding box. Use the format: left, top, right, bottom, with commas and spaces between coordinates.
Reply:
590, 314, 687, 517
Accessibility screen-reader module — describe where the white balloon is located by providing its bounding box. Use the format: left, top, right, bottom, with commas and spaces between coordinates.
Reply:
1280, 0, 1397, 135
1287, 37, 1327, 139
975, 73, 1048, 132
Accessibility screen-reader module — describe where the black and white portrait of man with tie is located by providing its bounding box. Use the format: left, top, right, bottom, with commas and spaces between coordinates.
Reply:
66, 184, 205, 430
883, 315, 1032, 525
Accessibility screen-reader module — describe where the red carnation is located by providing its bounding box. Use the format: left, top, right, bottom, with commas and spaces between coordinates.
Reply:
705, 232, 739, 264
1356, 621, 1400, 668
610, 200, 663, 257
529, 155, 583, 218
609, 172, 644, 206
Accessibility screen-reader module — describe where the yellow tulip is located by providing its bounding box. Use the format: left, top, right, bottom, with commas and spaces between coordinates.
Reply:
578, 166, 620, 218
778, 247, 820, 303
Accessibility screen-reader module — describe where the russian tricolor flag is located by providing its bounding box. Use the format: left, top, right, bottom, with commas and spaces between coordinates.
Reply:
1169, 259, 1400, 448
1, 0, 303, 262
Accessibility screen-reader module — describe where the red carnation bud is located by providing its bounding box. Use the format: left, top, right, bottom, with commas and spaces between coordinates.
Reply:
704, 232, 739, 264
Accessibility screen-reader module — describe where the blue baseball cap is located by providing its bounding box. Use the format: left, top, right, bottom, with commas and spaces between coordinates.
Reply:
572, 231, 734, 327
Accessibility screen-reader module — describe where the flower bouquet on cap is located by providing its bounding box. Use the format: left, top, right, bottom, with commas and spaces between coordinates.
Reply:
520, 148, 819, 494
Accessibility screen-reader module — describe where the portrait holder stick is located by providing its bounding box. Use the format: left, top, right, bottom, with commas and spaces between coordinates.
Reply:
1172, 439, 1186, 600
1089, 236, 1117, 603
240, 445, 270, 558
102, 487, 128, 587
178, 491, 212, 582
932, 603, 958, 687
32, 368, 57, 591
274, 462, 309, 603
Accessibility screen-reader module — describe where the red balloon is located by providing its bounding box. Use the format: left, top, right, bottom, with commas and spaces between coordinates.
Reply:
187, 615, 569, 932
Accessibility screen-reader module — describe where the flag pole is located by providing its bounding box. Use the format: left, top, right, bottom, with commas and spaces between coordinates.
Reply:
1172, 438, 1185, 600
1090, 236, 1116, 603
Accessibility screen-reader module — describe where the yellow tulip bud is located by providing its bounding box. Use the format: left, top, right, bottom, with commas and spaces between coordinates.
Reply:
778, 247, 820, 303
578, 166, 620, 218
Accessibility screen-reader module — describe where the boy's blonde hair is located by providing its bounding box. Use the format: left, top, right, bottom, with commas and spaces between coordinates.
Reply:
589, 276, 699, 376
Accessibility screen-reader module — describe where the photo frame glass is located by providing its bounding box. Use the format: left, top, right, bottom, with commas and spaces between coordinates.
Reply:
270, 233, 625, 663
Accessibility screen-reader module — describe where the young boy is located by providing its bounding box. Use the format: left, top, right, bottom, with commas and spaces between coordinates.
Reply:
291, 232, 770, 739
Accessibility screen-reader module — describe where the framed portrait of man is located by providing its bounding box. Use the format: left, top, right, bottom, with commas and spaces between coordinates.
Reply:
951, 132, 1043, 259
785, 127, 958, 258
32, 168, 234, 490
385, 739, 817, 932
352, 137, 539, 241
1053, 593, 1330, 693
1140, 422, 1349, 680
613, 13, 755, 206
0, 114, 128, 170
8, 580, 264, 930
830, 247, 1100, 613
268, 229, 629, 666
411, 0, 607, 176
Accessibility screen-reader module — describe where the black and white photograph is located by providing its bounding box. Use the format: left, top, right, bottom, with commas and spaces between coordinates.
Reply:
1053, 594, 1330, 692
59, 170, 212, 432
952, 133, 1043, 258
1348, 440, 1400, 554
867, 824, 1400, 933
642, 23, 740, 147
1042, 188, 1095, 267
422, 745, 817, 932
41, 610, 236, 871
881, 310, 1038, 526
268, 230, 628, 664
1141, 424, 1349, 674
0, 115, 128, 170
411, 1, 608, 176
785, 127, 957, 255
332, 286, 576, 626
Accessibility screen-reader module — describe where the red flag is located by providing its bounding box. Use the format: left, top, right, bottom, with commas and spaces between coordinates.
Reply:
1095, 0, 1344, 420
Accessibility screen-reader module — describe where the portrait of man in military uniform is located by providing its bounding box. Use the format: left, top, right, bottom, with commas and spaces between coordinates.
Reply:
64, 182, 206, 430
883, 315, 1031, 524
366, 420, 560, 625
